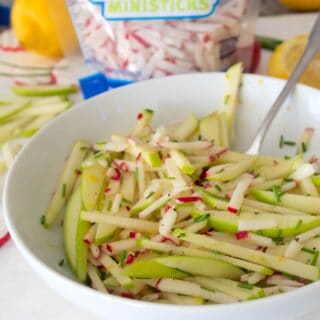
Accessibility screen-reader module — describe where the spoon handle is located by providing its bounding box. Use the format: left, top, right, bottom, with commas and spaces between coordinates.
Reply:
246, 13, 320, 155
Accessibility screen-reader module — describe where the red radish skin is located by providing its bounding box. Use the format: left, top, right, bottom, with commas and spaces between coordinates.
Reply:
201, 231, 214, 237
176, 196, 202, 203
121, 292, 134, 299
137, 113, 143, 120
105, 187, 111, 194
136, 153, 142, 162
155, 279, 162, 290
106, 244, 113, 252
111, 168, 121, 181
125, 252, 135, 264
83, 238, 91, 245
0, 232, 10, 247
236, 231, 248, 240
164, 205, 172, 213
129, 232, 138, 239
125, 206, 131, 211
160, 236, 179, 246
227, 206, 238, 214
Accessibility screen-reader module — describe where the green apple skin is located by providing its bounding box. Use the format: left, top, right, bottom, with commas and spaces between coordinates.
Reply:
122, 258, 187, 279
156, 256, 243, 279
63, 186, 89, 282
251, 189, 320, 214
12, 84, 78, 97
81, 163, 106, 211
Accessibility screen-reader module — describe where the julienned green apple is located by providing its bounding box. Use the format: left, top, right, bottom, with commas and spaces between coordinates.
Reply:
12, 84, 78, 97
0, 101, 31, 123
81, 163, 106, 211
130, 109, 154, 136
122, 258, 187, 278
220, 62, 242, 130
45, 140, 89, 227
95, 223, 118, 245
257, 156, 301, 180
200, 112, 220, 145
192, 209, 320, 237
169, 149, 195, 175
156, 256, 243, 279
251, 189, 320, 214
170, 114, 199, 141
175, 231, 320, 281
63, 186, 89, 282
312, 175, 320, 187
206, 158, 256, 181
193, 277, 265, 301
193, 186, 228, 210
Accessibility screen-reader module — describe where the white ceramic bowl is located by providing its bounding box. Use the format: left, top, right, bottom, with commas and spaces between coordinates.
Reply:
4, 73, 320, 320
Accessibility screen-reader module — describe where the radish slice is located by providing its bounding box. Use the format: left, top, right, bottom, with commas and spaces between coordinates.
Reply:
284, 240, 302, 258
290, 164, 315, 181
0, 214, 10, 248
159, 206, 178, 236
227, 174, 253, 214
297, 128, 314, 154
266, 275, 304, 287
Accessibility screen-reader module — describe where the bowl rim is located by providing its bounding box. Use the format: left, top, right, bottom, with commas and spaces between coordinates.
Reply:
3, 72, 320, 312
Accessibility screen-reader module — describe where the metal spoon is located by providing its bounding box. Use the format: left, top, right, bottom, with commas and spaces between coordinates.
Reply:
247, 13, 320, 155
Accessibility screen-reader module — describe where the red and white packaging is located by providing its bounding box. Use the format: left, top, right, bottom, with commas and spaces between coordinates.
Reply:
66, 0, 260, 82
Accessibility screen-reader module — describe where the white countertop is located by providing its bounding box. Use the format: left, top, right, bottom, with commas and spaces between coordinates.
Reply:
0, 13, 317, 320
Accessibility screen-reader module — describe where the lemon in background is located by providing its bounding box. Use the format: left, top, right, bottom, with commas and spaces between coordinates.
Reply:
279, 0, 320, 11
11, 0, 63, 57
268, 35, 320, 89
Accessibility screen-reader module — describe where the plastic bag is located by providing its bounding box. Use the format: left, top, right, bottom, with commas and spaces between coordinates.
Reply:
66, 0, 260, 82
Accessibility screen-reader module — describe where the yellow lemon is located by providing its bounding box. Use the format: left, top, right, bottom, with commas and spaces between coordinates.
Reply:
11, 0, 63, 57
268, 35, 320, 89
279, 0, 320, 11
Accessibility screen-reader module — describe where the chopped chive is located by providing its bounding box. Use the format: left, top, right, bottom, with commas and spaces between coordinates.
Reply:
145, 108, 154, 114
119, 251, 128, 267
163, 172, 175, 180
62, 184, 67, 198
302, 247, 316, 255
283, 140, 296, 146
80, 146, 88, 151
40, 215, 46, 227
237, 282, 254, 290
302, 142, 307, 153
214, 184, 222, 192
273, 236, 284, 245
145, 191, 155, 199
272, 185, 283, 204
58, 259, 64, 267
93, 151, 104, 159
96, 141, 106, 145
284, 178, 293, 182
295, 219, 303, 230
224, 94, 230, 104
279, 135, 284, 149
312, 251, 319, 266
122, 198, 133, 204
254, 211, 260, 215
284, 155, 291, 160
194, 213, 210, 223
217, 168, 225, 173
173, 229, 186, 238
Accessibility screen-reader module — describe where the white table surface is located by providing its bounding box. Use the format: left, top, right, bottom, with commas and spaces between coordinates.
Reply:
0, 13, 317, 320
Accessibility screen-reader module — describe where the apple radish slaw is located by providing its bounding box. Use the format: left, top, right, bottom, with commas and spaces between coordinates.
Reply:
42, 64, 320, 305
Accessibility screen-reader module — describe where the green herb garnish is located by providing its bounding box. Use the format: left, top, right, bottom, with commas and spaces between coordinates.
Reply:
272, 185, 284, 204
302, 142, 307, 153
283, 140, 296, 146
58, 259, 64, 267
237, 282, 254, 290
40, 215, 46, 227
146, 191, 155, 199
224, 94, 230, 104
279, 135, 284, 149
194, 214, 210, 223
62, 183, 67, 198
214, 184, 222, 192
